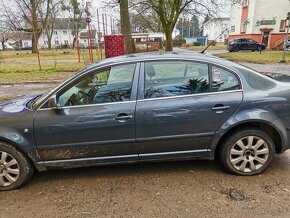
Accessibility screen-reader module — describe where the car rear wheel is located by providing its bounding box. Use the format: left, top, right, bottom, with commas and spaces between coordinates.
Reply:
219, 128, 274, 176
257, 46, 262, 51
0, 142, 34, 191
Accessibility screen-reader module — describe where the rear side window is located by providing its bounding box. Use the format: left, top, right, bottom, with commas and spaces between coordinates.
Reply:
144, 61, 210, 99
212, 66, 240, 92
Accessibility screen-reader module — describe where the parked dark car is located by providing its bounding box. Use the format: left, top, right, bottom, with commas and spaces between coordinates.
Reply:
21, 46, 33, 51
227, 38, 266, 52
1, 52, 290, 191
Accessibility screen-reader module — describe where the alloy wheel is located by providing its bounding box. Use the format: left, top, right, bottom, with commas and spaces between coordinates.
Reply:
0, 151, 20, 187
229, 136, 269, 173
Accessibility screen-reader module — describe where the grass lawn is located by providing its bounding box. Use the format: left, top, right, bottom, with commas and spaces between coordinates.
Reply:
0, 49, 105, 83
0, 49, 104, 62
189, 44, 227, 51
217, 50, 290, 64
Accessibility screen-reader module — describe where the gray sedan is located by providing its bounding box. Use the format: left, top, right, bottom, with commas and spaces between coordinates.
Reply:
1, 52, 290, 191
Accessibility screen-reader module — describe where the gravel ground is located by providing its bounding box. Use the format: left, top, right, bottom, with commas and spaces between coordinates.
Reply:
1, 61, 290, 217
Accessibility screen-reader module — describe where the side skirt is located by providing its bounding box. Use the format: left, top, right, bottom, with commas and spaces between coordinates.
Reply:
35, 149, 211, 171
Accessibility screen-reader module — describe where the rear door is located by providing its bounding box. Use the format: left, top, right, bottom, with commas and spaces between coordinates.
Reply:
135, 61, 243, 160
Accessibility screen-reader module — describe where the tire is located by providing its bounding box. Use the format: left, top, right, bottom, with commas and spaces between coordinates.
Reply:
219, 128, 274, 176
0, 142, 34, 191
257, 46, 262, 51
234, 47, 240, 52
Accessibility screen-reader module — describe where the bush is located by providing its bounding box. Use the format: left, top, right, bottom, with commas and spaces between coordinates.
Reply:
172, 39, 186, 47
193, 42, 201, 46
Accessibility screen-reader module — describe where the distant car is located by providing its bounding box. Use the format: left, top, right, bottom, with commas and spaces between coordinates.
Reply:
227, 38, 266, 52
21, 46, 32, 51
1, 52, 290, 191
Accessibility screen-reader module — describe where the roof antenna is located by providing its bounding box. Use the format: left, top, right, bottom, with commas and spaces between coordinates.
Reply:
201, 28, 229, 54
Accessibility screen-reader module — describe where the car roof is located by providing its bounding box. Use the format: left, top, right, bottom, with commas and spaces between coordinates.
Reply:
86, 51, 239, 70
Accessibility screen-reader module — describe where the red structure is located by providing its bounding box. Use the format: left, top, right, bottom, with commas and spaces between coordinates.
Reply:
104, 35, 125, 58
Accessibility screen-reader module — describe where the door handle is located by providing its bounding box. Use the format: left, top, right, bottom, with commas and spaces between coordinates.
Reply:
212, 105, 230, 112
115, 113, 133, 121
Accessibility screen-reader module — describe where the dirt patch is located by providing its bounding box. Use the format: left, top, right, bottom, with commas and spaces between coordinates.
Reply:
1, 154, 290, 218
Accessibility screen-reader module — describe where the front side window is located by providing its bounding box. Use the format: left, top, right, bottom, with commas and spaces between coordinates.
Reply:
144, 61, 210, 99
58, 64, 136, 107
212, 66, 240, 92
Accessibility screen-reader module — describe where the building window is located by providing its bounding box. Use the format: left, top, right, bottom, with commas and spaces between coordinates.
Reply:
55, 40, 59, 45
231, 26, 236, 32
241, 20, 249, 33
243, 0, 248, 7
241, 23, 247, 33
54, 31, 58, 35
64, 40, 69, 45
63, 31, 67, 35
280, 20, 287, 32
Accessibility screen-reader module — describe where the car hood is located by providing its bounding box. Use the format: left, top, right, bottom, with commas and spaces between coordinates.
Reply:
0, 96, 35, 115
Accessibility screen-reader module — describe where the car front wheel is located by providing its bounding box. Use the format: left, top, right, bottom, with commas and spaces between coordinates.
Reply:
0, 142, 34, 191
219, 128, 274, 176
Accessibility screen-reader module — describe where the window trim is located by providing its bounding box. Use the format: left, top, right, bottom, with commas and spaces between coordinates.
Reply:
38, 62, 140, 110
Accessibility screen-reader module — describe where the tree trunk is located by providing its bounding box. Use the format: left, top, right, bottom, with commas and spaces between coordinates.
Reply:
31, 34, 37, 53
73, 37, 76, 49
47, 40, 52, 49
119, 0, 135, 54
164, 27, 173, 51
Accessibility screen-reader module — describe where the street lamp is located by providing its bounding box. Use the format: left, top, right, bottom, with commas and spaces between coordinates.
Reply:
281, 12, 290, 63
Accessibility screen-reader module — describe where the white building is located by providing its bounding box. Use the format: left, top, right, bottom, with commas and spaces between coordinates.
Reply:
203, 18, 230, 43
14, 18, 88, 49
229, 0, 290, 49
38, 18, 87, 48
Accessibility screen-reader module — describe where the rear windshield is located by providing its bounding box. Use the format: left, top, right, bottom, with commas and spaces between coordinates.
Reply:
236, 67, 276, 90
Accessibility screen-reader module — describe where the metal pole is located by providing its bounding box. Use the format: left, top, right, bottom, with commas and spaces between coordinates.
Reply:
102, 14, 105, 36
86, 1, 93, 63
113, 19, 115, 34
281, 20, 290, 63
97, 9, 102, 60
110, 16, 113, 34
105, 14, 108, 35
76, 32, 80, 63
181, 18, 184, 39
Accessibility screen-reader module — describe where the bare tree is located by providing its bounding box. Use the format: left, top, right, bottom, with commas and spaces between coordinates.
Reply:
40, 0, 64, 49
132, 0, 232, 51
61, 0, 86, 48
1, 0, 52, 53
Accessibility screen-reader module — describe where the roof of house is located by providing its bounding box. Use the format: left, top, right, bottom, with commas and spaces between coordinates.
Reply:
80, 30, 96, 39
53, 18, 87, 30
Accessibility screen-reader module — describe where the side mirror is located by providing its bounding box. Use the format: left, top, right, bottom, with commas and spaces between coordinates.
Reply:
47, 95, 59, 109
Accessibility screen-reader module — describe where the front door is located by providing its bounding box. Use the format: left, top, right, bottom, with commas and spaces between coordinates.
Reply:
34, 63, 139, 163
135, 61, 243, 160
262, 32, 270, 48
